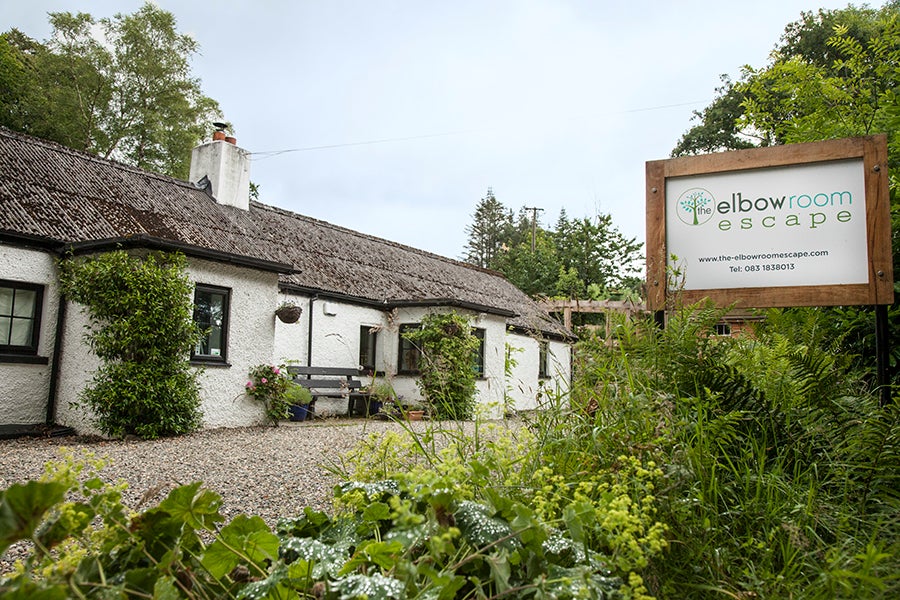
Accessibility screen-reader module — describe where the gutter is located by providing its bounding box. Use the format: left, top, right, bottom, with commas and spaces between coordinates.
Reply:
65, 234, 297, 274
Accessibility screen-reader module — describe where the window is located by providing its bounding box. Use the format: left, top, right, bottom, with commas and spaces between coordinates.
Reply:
714, 323, 732, 337
398, 323, 421, 374
0, 280, 43, 356
472, 328, 485, 377
359, 325, 378, 374
192, 284, 230, 362
538, 341, 550, 379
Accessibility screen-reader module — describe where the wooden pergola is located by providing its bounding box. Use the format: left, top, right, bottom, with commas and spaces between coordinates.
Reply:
539, 299, 647, 333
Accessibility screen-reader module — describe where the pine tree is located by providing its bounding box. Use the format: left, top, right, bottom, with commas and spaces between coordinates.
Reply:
463, 188, 513, 268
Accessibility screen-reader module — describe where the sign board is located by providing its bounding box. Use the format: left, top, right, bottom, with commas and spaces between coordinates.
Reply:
646, 136, 893, 310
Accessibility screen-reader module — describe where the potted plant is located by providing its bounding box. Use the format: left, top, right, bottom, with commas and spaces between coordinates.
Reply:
285, 383, 313, 421
356, 380, 395, 417
275, 301, 303, 324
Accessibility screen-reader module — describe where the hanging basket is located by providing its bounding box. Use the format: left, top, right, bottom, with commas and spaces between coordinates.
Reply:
275, 305, 303, 323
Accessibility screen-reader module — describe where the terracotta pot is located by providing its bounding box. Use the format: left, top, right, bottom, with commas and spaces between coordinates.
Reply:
213, 130, 226, 141
406, 410, 425, 421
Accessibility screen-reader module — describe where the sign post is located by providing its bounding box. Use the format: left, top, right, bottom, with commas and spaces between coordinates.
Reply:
646, 136, 893, 402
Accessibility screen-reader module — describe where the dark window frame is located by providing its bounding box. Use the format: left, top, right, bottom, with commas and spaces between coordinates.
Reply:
472, 327, 486, 378
191, 284, 231, 365
0, 279, 44, 358
397, 323, 421, 374
538, 340, 550, 379
359, 325, 379, 374
714, 323, 732, 337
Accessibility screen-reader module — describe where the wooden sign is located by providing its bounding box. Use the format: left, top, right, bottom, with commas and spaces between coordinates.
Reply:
646, 136, 893, 310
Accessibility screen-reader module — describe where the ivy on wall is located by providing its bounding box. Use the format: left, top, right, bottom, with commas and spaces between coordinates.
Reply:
58, 250, 203, 438
402, 312, 480, 420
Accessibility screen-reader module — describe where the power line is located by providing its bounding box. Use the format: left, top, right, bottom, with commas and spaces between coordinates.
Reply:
250, 99, 705, 160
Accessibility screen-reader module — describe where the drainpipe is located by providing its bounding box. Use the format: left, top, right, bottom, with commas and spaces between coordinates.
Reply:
307, 295, 317, 367
45, 295, 67, 424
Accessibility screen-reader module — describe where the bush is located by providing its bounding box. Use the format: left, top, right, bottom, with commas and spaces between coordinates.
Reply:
58, 250, 202, 439
245, 364, 293, 424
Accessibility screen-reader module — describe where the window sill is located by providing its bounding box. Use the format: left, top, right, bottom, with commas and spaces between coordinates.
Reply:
190, 358, 231, 368
0, 354, 49, 365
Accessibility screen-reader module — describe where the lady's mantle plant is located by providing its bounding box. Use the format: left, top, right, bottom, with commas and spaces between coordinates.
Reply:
246, 364, 292, 424
58, 250, 203, 439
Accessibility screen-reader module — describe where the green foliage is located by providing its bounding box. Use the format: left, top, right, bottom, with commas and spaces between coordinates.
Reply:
1, 2, 221, 179
245, 364, 294, 425
58, 250, 203, 439
463, 187, 513, 268
3, 444, 661, 599
571, 302, 900, 598
402, 312, 481, 420
462, 193, 643, 300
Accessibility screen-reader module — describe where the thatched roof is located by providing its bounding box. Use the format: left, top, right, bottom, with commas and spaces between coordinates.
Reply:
0, 127, 569, 338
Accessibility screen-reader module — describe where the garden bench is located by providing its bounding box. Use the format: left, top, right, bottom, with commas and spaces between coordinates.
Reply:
286, 366, 368, 417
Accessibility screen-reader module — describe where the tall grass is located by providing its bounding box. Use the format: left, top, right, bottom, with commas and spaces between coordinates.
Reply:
564, 304, 900, 598
334, 302, 899, 598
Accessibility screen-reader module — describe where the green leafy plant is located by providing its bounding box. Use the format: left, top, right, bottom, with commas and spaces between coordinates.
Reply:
402, 312, 480, 420
58, 250, 203, 439
245, 364, 292, 424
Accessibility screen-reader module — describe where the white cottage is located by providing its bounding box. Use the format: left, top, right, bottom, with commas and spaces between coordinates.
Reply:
0, 127, 573, 435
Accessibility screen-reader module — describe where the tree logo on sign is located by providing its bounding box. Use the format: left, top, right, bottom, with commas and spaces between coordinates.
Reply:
676, 188, 715, 226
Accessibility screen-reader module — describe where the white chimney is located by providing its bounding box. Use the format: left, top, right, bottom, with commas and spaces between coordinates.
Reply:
189, 130, 251, 211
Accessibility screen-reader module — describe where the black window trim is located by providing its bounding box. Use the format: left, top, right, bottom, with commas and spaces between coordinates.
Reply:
472, 327, 486, 379
538, 340, 550, 380
359, 324, 379, 374
191, 283, 231, 365
397, 322, 421, 375
0, 279, 44, 358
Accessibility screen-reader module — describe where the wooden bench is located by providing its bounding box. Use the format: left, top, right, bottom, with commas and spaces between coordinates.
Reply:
286, 366, 367, 417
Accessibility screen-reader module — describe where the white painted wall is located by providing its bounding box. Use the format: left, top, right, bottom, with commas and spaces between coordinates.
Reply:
188, 259, 279, 428
506, 333, 572, 412
4, 242, 572, 432
55, 256, 281, 433
0, 244, 60, 425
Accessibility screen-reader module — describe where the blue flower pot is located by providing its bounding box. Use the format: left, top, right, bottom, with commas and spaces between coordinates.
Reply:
289, 404, 309, 422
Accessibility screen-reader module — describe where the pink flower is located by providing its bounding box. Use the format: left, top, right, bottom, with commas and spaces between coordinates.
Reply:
245, 381, 254, 389
261, 377, 268, 384
273, 367, 281, 375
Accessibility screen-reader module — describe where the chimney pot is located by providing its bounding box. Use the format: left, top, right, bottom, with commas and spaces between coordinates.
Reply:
213, 130, 226, 141
225, 136, 237, 145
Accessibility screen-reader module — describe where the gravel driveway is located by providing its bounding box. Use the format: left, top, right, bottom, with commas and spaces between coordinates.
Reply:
0, 419, 421, 523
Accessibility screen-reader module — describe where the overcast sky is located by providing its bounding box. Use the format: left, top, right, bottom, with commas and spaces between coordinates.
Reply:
4, 0, 855, 260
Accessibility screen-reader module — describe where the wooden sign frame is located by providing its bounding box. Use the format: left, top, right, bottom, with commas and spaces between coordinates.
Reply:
646, 135, 893, 311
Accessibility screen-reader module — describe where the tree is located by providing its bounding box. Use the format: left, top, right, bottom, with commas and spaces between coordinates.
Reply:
672, 4, 900, 156
0, 3, 221, 179
491, 229, 561, 296
552, 212, 643, 299
463, 187, 513, 268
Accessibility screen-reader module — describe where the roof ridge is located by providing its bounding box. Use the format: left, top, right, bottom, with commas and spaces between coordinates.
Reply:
250, 200, 508, 279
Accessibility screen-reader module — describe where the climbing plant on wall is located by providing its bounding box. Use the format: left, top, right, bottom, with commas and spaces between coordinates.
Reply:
58, 250, 203, 439
402, 312, 480, 420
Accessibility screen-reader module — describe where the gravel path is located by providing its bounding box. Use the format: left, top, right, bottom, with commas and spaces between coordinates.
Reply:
0, 418, 477, 572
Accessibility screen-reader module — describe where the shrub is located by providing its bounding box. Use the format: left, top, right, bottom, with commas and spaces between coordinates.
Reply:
245, 364, 292, 424
58, 250, 203, 439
